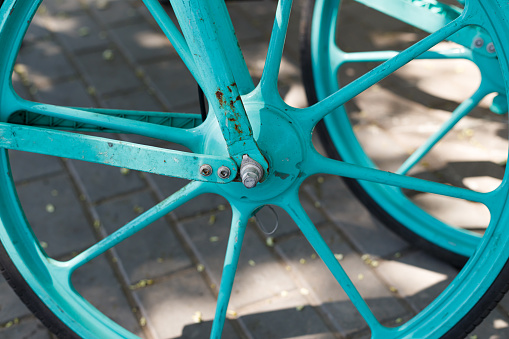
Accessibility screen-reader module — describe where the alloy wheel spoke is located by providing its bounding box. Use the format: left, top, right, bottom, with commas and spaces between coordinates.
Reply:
284, 196, 387, 336
300, 15, 469, 129
15, 100, 198, 148
332, 47, 471, 70
141, 0, 203, 89
306, 153, 492, 207
211, 204, 252, 338
259, 0, 294, 98
397, 87, 489, 175
0, 123, 236, 182
64, 181, 205, 273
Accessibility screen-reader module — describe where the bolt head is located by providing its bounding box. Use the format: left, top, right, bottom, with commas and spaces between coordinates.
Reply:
217, 166, 231, 179
199, 164, 212, 177
474, 38, 484, 48
487, 42, 496, 53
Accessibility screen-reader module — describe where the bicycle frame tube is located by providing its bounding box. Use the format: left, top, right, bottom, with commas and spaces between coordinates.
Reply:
170, 0, 268, 170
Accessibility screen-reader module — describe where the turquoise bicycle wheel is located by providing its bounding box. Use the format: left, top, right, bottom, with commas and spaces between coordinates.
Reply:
301, 0, 508, 266
2, 0, 509, 338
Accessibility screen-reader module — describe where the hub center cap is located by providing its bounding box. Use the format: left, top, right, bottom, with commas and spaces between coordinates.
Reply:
206, 102, 305, 202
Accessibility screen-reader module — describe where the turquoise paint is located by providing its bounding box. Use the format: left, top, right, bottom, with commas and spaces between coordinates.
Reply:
0, 0, 509, 338
0, 123, 237, 182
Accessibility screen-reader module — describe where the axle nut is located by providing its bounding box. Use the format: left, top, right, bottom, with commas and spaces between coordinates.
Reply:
240, 155, 263, 189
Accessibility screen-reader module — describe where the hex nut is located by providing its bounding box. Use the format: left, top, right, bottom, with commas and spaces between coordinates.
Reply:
240, 155, 263, 188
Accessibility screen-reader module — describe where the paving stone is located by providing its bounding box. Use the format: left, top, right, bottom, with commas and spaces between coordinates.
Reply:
16, 41, 77, 87
495, 291, 509, 315
411, 193, 490, 229
0, 317, 51, 339
142, 58, 199, 110
181, 212, 297, 309
241, 41, 301, 82
227, 6, 264, 42
103, 89, 164, 111
15, 173, 96, 258
9, 151, 64, 183
110, 21, 176, 62
282, 81, 308, 108
34, 78, 95, 107
253, 194, 326, 240
72, 255, 143, 336
392, 59, 481, 106
226, 1, 277, 38
120, 135, 181, 150
306, 176, 409, 258
150, 173, 225, 217
41, 0, 88, 15
70, 160, 146, 202
229, 0, 302, 60
468, 307, 509, 339
24, 14, 52, 44
238, 289, 335, 339
89, 0, 140, 27
133, 0, 168, 29
11, 72, 30, 101
276, 226, 408, 335
0, 276, 32, 324
95, 191, 192, 283
253, 205, 298, 238
47, 12, 110, 53
284, 0, 306, 60
338, 1, 419, 51
348, 122, 410, 173
134, 270, 240, 339
173, 193, 229, 219
375, 251, 457, 312
75, 48, 142, 96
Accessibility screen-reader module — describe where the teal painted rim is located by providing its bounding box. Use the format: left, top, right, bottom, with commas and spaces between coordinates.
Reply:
0, 0, 509, 338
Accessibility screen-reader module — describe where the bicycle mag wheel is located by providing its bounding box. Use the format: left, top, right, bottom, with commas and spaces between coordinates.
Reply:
301, 0, 509, 267
2, 0, 509, 338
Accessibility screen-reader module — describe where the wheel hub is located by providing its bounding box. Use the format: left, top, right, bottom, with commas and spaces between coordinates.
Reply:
204, 102, 305, 202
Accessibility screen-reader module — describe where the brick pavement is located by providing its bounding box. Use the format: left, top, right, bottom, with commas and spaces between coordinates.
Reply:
1, 0, 509, 338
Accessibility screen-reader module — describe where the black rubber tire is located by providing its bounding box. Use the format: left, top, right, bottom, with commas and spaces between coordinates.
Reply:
299, 0, 468, 269
441, 255, 509, 338
0, 240, 79, 339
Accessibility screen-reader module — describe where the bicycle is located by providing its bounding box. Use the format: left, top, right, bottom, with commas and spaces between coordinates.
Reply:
0, 0, 508, 338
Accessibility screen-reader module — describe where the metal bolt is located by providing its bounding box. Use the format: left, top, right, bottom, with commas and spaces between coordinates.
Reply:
217, 166, 231, 179
487, 42, 496, 53
240, 155, 264, 189
474, 38, 484, 48
199, 164, 213, 177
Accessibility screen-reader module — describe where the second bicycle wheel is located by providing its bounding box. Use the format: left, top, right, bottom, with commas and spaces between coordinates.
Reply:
301, 0, 508, 266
